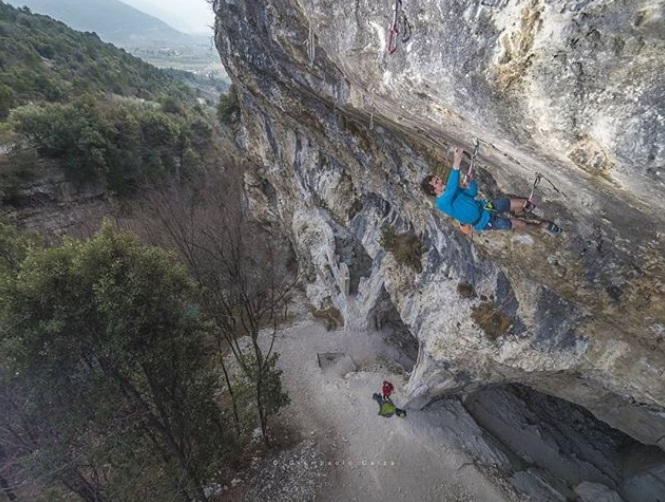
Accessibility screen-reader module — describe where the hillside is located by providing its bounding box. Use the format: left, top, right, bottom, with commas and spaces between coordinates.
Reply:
0, 1, 197, 117
0, 1, 235, 214
3, 0, 193, 46
2, 0, 229, 90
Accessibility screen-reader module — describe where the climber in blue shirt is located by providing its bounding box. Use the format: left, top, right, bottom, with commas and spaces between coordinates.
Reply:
421, 147, 560, 234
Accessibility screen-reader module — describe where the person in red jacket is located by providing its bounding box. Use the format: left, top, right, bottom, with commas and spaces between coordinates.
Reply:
382, 380, 394, 399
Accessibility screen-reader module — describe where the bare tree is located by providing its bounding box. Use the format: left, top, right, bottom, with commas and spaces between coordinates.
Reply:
124, 160, 295, 445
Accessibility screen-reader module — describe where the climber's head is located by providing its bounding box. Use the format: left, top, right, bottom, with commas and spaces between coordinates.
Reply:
421, 175, 444, 197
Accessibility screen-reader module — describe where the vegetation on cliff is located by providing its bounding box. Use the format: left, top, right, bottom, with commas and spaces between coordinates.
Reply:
0, 214, 294, 500
0, 1, 225, 202
0, 3, 294, 500
7, 95, 212, 197
0, 2, 190, 115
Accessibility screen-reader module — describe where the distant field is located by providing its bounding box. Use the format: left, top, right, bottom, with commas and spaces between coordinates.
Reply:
143, 56, 228, 80
128, 43, 230, 81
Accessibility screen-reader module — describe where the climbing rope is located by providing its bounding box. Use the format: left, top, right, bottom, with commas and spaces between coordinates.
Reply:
522, 172, 565, 210
387, 0, 412, 54
538, 172, 563, 196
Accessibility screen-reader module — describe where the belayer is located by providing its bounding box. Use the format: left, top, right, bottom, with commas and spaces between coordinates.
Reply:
382, 380, 394, 399
421, 147, 560, 234
373, 380, 406, 418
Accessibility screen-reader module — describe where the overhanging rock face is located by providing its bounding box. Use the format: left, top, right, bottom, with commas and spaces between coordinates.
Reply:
213, 0, 665, 448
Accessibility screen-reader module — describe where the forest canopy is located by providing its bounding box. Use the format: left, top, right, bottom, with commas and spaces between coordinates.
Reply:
0, 1, 195, 117
0, 1, 229, 201
7, 96, 212, 195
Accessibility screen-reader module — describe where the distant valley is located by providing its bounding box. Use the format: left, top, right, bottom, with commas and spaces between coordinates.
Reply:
4, 0, 228, 84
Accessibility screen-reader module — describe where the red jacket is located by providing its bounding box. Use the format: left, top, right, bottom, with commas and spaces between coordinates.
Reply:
382, 381, 394, 399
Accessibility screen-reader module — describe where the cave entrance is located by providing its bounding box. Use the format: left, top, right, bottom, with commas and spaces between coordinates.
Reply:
462, 384, 665, 501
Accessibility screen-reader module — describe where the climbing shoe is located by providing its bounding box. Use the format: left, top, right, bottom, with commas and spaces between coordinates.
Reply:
396, 409, 407, 418
546, 222, 561, 235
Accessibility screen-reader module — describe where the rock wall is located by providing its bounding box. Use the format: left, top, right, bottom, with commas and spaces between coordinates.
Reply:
0, 167, 109, 239
213, 0, 665, 448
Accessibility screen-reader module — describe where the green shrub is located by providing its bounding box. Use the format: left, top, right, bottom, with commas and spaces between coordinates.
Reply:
6, 95, 219, 196
0, 83, 15, 120
217, 85, 240, 126
380, 225, 423, 273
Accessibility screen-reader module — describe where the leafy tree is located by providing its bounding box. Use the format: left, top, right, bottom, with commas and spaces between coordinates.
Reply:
217, 85, 240, 126
0, 222, 235, 501
7, 96, 219, 196
0, 83, 15, 120
0, 2, 200, 113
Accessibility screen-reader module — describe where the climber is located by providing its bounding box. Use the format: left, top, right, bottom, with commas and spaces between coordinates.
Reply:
372, 393, 407, 418
420, 147, 560, 234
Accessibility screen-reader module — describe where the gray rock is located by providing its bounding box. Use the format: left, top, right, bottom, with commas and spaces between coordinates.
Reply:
212, 0, 665, 449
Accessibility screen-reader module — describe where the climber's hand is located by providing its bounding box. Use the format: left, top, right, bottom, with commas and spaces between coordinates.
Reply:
453, 147, 464, 169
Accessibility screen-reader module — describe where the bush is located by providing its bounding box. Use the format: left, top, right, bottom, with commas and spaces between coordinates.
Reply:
217, 84, 240, 126
0, 83, 15, 119
381, 225, 423, 273
7, 96, 214, 195
471, 301, 514, 340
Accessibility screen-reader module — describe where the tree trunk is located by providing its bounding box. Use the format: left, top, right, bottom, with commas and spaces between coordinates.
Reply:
0, 445, 18, 501
0, 475, 18, 502
99, 361, 207, 502
217, 340, 241, 435
62, 470, 106, 502
255, 369, 270, 448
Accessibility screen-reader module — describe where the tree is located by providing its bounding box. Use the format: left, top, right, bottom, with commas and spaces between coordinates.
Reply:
217, 85, 240, 127
128, 162, 294, 446
7, 96, 217, 196
0, 222, 234, 501
0, 83, 15, 120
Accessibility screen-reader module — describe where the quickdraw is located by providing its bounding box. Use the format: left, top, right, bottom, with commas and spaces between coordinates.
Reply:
462, 137, 480, 186
524, 173, 542, 211
387, 0, 412, 54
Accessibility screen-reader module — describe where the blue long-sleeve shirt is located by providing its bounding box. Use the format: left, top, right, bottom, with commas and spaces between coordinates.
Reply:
435, 169, 490, 230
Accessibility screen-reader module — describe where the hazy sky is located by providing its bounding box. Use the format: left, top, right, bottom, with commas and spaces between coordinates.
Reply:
121, 0, 215, 34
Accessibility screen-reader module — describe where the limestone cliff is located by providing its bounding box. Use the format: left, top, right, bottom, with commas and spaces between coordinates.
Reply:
213, 0, 665, 450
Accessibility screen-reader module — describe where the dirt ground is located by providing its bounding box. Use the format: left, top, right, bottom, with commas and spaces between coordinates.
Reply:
222, 316, 526, 502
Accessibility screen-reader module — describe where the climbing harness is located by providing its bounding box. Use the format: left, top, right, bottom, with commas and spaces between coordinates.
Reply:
387, 0, 412, 54
462, 137, 481, 186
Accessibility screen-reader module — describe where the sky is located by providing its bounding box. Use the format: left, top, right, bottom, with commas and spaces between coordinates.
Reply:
121, 0, 215, 34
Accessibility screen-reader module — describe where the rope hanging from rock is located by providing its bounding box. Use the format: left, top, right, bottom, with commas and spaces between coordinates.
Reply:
387, 0, 412, 54
524, 171, 566, 210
